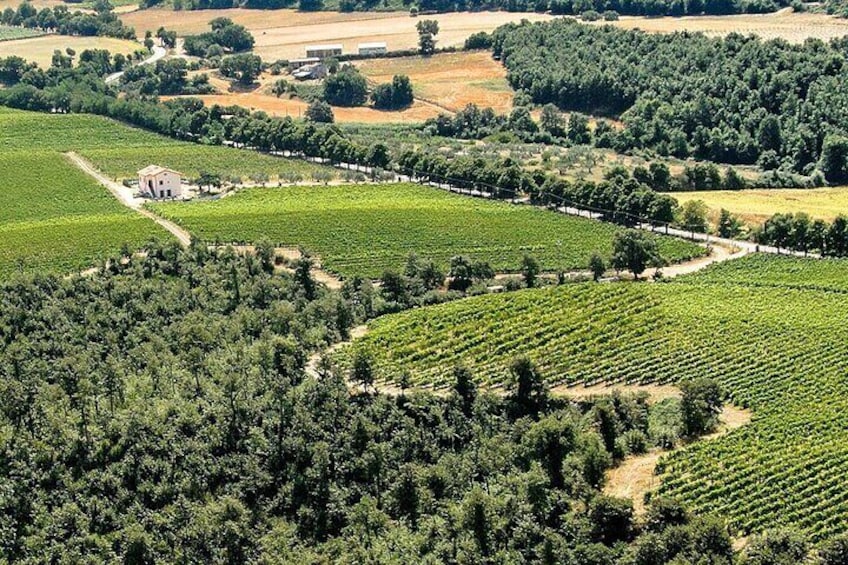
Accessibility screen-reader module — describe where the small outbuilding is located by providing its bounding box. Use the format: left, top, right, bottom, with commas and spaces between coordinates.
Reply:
138, 165, 183, 199
358, 42, 387, 56
305, 44, 343, 58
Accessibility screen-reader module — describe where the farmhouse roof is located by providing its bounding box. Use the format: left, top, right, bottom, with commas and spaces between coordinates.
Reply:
358, 42, 387, 49
138, 165, 182, 177
306, 44, 343, 50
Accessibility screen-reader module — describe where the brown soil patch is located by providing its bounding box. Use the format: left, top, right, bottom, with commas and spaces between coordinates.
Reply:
550, 381, 682, 402
605, 403, 752, 514
357, 50, 512, 113
163, 92, 443, 123
122, 9, 553, 60
593, 10, 848, 43
0, 35, 140, 67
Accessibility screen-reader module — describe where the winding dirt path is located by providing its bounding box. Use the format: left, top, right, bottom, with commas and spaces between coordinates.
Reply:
66, 152, 192, 247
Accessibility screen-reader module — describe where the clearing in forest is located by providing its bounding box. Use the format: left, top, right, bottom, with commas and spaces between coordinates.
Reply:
339, 254, 848, 540
149, 182, 704, 278
671, 187, 848, 225
121, 9, 553, 59
357, 50, 513, 114
0, 35, 140, 68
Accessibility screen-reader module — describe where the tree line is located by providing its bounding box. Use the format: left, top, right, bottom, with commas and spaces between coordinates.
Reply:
493, 20, 848, 182
756, 213, 848, 256
0, 0, 136, 40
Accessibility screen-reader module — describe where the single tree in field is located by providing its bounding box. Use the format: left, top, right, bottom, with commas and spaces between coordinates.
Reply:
196, 171, 222, 193
305, 100, 334, 123
351, 349, 375, 392
679, 378, 723, 438
610, 230, 662, 280
509, 355, 547, 417
717, 208, 742, 239
589, 252, 606, 281
219, 53, 262, 86
416, 19, 439, 55
521, 254, 540, 288
680, 199, 709, 234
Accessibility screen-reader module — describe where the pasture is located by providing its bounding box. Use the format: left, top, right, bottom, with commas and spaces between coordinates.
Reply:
357, 50, 513, 114
149, 182, 704, 278
340, 253, 848, 540
672, 187, 848, 225
121, 9, 553, 59
0, 35, 140, 68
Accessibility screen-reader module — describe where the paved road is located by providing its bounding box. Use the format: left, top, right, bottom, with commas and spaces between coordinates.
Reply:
66, 152, 192, 247
105, 45, 167, 85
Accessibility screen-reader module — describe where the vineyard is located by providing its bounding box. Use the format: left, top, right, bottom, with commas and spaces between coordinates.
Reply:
0, 107, 333, 181
149, 182, 705, 278
339, 254, 848, 539
0, 151, 166, 277
0, 25, 43, 41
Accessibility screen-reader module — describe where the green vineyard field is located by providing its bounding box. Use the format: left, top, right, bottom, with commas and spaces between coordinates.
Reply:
340, 254, 848, 539
0, 25, 44, 42
150, 183, 705, 278
0, 107, 333, 181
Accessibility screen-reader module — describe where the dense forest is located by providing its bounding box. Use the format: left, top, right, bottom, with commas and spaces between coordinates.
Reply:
0, 242, 745, 563
495, 20, 848, 179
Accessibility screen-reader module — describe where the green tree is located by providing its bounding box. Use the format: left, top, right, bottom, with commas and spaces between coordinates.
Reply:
323, 66, 367, 106
589, 252, 606, 281
680, 378, 723, 437
351, 349, 375, 391
819, 135, 848, 184
744, 529, 808, 565
610, 230, 662, 280
521, 254, 540, 288
680, 199, 709, 234
539, 103, 565, 137
509, 355, 547, 417
219, 53, 262, 85
717, 208, 742, 239
819, 533, 848, 565
305, 100, 334, 123
416, 19, 439, 55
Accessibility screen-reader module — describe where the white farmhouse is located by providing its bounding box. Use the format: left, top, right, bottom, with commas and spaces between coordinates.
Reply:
138, 165, 183, 199
358, 42, 387, 56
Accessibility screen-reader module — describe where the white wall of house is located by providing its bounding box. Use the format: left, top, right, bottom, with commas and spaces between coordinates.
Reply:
139, 171, 182, 199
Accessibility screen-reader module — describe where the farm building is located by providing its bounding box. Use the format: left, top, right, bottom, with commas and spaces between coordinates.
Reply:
358, 42, 387, 56
292, 62, 327, 80
305, 44, 343, 58
287, 57, 320, 70
138, 165, 183, 199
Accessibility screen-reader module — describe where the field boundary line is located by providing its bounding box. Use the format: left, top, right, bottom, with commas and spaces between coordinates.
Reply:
65, 152, 192, 247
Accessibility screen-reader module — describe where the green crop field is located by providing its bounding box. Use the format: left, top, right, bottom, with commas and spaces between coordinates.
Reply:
340, 254, 848, 540
0, 151, 166, 277
149, 183, 705, 278
0, 107, 334, 181
0, 25, 44, 42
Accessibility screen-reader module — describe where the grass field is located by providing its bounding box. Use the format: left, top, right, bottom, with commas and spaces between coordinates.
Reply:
672, 187, 848, 225
149, 182, 705, 278
340, 253, 848, 540
0, 112, 169, 276
357, 51, 513, 114
1, 107, 334, 181
0, 25, 45, 42
122, 9, 553, 59
593, 10, 848, 44
0, 35, 140, 68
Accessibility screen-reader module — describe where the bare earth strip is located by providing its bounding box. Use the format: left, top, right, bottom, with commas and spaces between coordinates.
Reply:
592, 10, 848, 43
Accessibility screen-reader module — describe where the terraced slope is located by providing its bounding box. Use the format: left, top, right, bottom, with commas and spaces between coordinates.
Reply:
150, 183, 705, 278
340, 255, 848, 539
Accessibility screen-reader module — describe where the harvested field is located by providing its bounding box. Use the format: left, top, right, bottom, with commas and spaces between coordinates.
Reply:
164, 93, 444, 123
592, 10, 848, 43
0, 35, 140, 67
671, 187, 848, 225
122, 9, 553, 59
357, 50, 512, 113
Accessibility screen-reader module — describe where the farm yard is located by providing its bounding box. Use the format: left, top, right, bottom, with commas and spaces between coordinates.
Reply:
339, 254, 848, 540
149, 182, 704, 278
357, 51, 514, 114
0, 35, 140, 68
671, 187, 848, 225
121, 9, 553, 60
